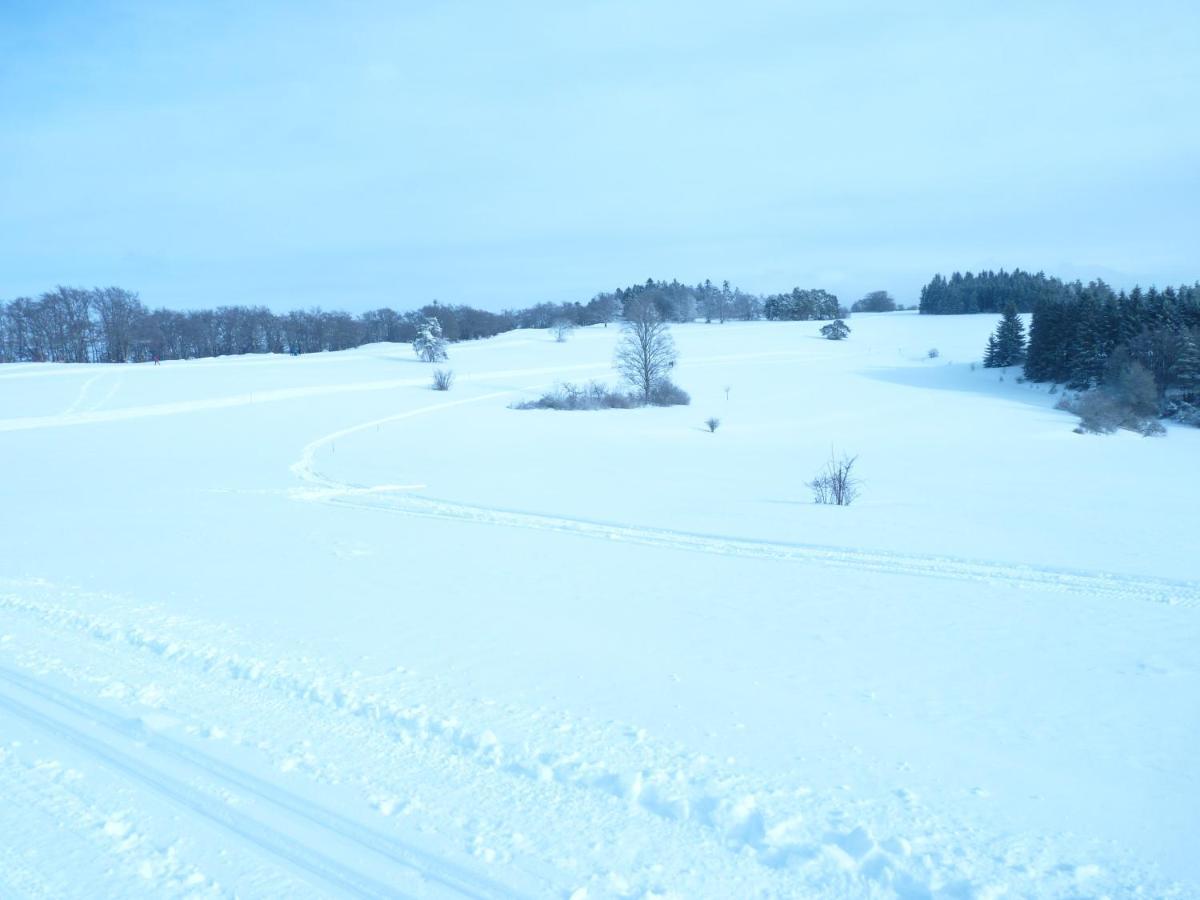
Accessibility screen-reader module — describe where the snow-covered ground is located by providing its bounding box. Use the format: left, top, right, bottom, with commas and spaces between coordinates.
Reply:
1, 312, 1197, 899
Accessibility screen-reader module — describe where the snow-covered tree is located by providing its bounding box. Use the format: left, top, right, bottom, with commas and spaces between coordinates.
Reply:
819, 319, 850, 341
413, 316, 448, 362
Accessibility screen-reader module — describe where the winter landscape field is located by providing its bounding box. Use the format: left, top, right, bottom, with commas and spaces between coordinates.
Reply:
1, 312, 1197, 898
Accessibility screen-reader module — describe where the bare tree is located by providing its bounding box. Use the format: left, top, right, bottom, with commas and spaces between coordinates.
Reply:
614, 297, 677, 402
551, 319, 576, 343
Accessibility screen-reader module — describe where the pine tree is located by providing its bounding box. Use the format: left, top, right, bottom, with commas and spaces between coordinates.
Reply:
984, 303, 1025, 367
1173, 329, 1200, 392
413, 316, 448, 362
983, 334, 999, 367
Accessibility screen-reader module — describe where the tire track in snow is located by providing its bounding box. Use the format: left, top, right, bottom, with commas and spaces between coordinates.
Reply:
0, 664, 519, 900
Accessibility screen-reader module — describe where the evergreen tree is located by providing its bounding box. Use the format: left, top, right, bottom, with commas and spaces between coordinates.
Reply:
412, 316, 448, 362
983, 334, 999, 367
984, 303, 1026, 367
1172, 329, 1200, 392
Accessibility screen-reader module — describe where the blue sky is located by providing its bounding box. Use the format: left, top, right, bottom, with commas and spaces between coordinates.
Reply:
2, 0, 1198, 311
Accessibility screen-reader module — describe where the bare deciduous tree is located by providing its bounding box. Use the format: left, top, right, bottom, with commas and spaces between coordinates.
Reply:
614, 297, 677, 402
551, 319, 576, 342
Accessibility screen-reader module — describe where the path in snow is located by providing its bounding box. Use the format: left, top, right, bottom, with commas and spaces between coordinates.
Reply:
290, 395, 1200, 609
1, 579, 1176, 899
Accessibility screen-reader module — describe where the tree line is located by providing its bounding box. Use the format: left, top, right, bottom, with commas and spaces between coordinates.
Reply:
0, 277, 852, 364
1022, 281, 1200, 397
0, 287, 522, 364
919, 269, 1070, 314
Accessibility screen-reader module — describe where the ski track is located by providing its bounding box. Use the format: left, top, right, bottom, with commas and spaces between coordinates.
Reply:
0, 664, 516, 900
0, 689, 410, 900
60, 373, 103, 416
0, 348, 815, 433
291, 400, 1200, 609
2, 582, 1179, 899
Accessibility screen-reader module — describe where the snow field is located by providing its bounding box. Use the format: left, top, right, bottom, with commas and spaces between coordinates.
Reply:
1, 313, 1197, 898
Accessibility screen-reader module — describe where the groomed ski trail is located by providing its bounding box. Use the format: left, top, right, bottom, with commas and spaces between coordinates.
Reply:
0, 663, 522, 900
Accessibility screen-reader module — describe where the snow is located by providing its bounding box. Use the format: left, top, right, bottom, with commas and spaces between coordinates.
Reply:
1, 312, 1197, 898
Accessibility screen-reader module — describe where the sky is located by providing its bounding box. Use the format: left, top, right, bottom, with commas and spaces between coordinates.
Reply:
2, 0, 1198, 312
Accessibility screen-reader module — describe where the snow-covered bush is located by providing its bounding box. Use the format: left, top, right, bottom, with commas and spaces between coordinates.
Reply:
820, 319, 850, 341
705, 417, 720, 432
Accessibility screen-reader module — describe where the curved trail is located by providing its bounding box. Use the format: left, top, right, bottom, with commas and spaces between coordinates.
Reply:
292, 394, 1200, 608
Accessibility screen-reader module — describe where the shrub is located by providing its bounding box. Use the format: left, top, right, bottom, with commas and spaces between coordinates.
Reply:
647, 379, 690, 407
512, 377, 689, 411
705, 417, 720, 432
513, 381, 634, 410
819, 319, 850, 341
927, 348, 939, 359
431, 368, 454, 391
1058, 378, 1162, 436
809, 452, 860, 506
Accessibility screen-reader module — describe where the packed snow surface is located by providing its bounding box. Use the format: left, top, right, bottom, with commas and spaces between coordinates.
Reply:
1, 313, 1197, 898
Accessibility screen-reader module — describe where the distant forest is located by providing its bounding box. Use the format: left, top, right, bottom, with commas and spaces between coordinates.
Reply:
919, 269, 1072, 314
0, 278, 850, 364
1022, 282, 1200, 393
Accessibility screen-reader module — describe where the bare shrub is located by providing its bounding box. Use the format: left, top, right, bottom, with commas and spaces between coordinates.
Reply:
512, 381, 635, 410
927, 348, 939, 359
512, 373, 690, 412
809, 452, 860, 506
431, 368, 454, 391
647, 379, 690, 407
705, 417, 720, 432
1063, 372, 1162, 436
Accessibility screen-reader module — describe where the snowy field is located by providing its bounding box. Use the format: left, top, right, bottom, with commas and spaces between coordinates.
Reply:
0, 312, 1197, 899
